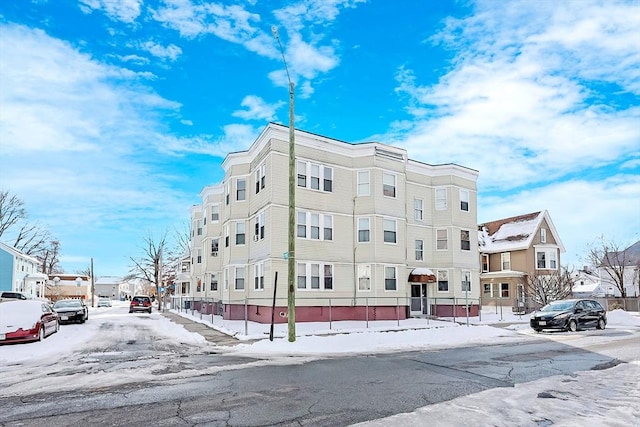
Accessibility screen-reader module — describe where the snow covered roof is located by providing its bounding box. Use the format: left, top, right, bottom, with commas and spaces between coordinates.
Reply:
478, 210, 565, 254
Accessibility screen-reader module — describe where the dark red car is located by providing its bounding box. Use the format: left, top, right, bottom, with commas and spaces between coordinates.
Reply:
129, 295, 152, 314
0, 300, 60, 344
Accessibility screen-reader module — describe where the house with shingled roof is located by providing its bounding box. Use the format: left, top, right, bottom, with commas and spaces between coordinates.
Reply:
478, 210, 565, 312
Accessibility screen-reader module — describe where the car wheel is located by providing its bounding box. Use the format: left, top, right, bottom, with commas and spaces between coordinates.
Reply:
534, 328, 542, 333
148, 308, 152, 314
567, 320, 577, 332
54, 320, 59, 333
597, 318, 606, 330
38, 326, 45, 342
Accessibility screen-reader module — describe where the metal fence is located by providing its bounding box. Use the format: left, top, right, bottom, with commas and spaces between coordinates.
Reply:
168, 295, 483, 332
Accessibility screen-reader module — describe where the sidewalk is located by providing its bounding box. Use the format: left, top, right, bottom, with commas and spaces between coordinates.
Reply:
160, 310, 243, 346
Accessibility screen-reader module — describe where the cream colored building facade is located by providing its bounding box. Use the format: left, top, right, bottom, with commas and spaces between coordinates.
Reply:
181, 124, 480, 322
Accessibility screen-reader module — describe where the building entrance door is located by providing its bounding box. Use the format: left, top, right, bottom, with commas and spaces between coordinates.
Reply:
410, 283, 429, 316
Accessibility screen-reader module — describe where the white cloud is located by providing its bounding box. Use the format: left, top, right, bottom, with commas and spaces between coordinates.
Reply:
79, 0, 142, 23
232, 95, 283, 121
140, 41, 183, 61
156, 124, 259, 157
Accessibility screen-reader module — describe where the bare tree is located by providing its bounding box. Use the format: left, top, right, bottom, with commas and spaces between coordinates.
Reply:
37, 239, 63, 275
0, 189, 54, 257
587, 236, 636, 298
524, 268, 574, 307
0, 190, 25, 237
129, 231, 167, 310
76, 265, 92, 277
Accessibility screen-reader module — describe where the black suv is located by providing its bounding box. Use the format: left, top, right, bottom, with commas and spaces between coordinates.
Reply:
530, 299, 607, 332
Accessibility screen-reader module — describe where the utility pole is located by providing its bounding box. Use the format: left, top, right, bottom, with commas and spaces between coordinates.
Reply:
90, 257, 95, 307
272, 25, 296, 342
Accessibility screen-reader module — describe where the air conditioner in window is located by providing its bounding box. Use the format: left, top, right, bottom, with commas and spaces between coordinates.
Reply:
212, 251, 218, 257
253, 235, 260, 242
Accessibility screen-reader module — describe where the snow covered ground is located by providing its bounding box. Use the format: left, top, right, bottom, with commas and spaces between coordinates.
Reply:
1, 302, 639, 426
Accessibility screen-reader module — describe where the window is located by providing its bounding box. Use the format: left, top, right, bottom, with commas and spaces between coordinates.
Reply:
358, 217, 370, 243
255, 163, 266, 193
235, 266, 245, 290
297, 161, 333, 192
435, 188, 447, 210
196, 220, 202, 236
461, 271, 471, 292
483, 283, 491, 295
461, 230, 470, 251
537, 251, 546, 269
197, 279, 201, 292
297, 211, 333, 241
437, 270, 449, 292
297, 211, 307, 238
357, 170, 370, 196
415, 240, 423, 261
297, 262, 333, 290
414, 198, 423, 221
211, 204, 219, 222
324, 265, 333, 290
235, 221, 245, 245
236, 178, 246, 201
501, 252, 511, 270
385, 266, 397, 291
254, 211, 265, 240
211, 238, 219, 255
540, 228, 547, 243
224, 225, 229, 247
501, 283, 509, 298
203, 207, 207, 225
224, 268, 229, 290
210, 274, 218, 291
383, 172, 396, 197
254, 263, 264, 290
482, 254, 489, 272
460, 189, 469, 212
436, 229, 448, 250
358, 264, 371, 291
197, 249, 202, 264
225, 182, 230, 205
549, 250, 557, 269
324, 168, 333, 192
383, 219, 397, 243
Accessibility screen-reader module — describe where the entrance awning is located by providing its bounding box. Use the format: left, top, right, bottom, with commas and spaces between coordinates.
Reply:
408, 268, 436, 283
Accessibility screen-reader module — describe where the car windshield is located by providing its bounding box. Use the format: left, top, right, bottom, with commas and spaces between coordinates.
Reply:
54, 300, 81, 308
540, 301, 574, 312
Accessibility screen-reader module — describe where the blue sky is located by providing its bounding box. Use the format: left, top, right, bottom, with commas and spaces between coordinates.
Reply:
0, 0, 638, 278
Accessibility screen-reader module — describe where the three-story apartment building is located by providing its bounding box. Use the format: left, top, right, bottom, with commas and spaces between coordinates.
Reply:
183, 123, 480, 323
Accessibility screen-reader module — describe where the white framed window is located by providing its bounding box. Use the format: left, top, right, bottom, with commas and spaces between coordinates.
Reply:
297, 211, 333, 241
460, 230, 470, 251
461, 271, 471, 292
254, 210, 265, 240
254, 262, 264, 290
384, 266, 397, 291
297, 262, 333, 290
211, 238, 219, 256
482, 254, 489, 272
224, 268, 229, 290
549, 250, 557, 269
383, 218, 397, 244
255, 163, 266, 193
196, 219, 202, 236
225, 182, 230, 205
436, 229, 448, 250
210, 273, 218, 291
383, 172, 396, 198
297, 161, 333, 193
197, 248, 202, 264
358, 264, 371, 291
358, 217, 370, 243
415, 240, 423, 261
414, 198, 423, 221
437, 270, 449, 292
203, 207, 207, 225
235, 221, 245, 245
501, 283, 509, 298
236, 178, 246, 201
211, 204, 219, 222
460, 189, 470, 212
224, 225, 229, 247
501, 252, 511, 270
540, 228, 547, 243
536, 249, 558, 269
234, 266, 245, 290
435, 188, 447, 210
357, 170, 370, 196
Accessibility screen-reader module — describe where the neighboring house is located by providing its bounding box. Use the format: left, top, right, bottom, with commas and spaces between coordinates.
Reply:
181, 123, 480, 323
46, 274, 91, 301
598, 240, 640, 297
478, 210, 565, 312
0, 241, 48, 298
94, 276, 123, 299
572, 267, 608, 298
